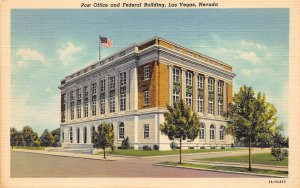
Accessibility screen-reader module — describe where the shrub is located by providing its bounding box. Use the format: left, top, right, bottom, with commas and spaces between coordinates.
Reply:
271, 148, 288, 161
32, 140, 40, 147
121, 137, 130, 149
221, 146, 225, 149
170, 141, 177, 150
153, 144, 159, 150
143, 145, 152, 151
200, 146, 205, 149
211, 146, 216, 149
231, 143, 234, 148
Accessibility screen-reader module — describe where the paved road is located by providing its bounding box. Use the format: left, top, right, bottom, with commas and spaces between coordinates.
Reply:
11, 151, 260, 178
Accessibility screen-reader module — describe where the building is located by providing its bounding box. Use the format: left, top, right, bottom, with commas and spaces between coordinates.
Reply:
59, 37, 235, 150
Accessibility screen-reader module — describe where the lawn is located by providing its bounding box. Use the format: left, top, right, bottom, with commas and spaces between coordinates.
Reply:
160, 161, 288, 177
107, 148, 244, 157
13, 146, 45, 150
199, 152, 288, 166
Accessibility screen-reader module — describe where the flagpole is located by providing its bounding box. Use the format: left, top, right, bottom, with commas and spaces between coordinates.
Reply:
99, 35, 101, 61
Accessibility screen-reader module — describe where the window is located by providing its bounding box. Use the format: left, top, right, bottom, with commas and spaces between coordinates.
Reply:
210, 124, 216, 140
197, 96, 203, 113
208, 99, 214, 114
144, 90, 150, 105
220, 125, 225, 140
62, 132, 64, 141
144, 65, 150, 80
119, 123, 124, 139
200, 123, 205, 140
100, 98, 105, 114
77, 127, 80, 143
173, 68, 180, 83
70, 90, 74, 101
208, 78, 214, 91
218, 81, 223, 94
109, 76, 115, 90
92, 82, 97, 95
69, 127, 73, 143
110, 96, 115, 113
198, 75, 204, 89
120, 72, 126, 87
84, 102, 89, 117
77, 88, 81, 100
84, 85, 89, 98
84, 127, 87, 143
91, 126, 95, 142
70, 91, 74, 120
144, 124, 149, 139
218, 100, 223, 116
77, 103, 81, 118
173, 90, 180, 103
92, 100, 96, 116
100, 79, 105, 92
186, 94, 192, 107
120, 94, 126, 111
186, 71, 192, 86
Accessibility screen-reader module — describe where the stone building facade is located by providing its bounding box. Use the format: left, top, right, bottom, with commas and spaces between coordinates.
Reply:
59, 37, 235, 150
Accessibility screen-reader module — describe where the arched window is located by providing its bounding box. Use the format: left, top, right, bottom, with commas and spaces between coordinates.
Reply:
84, 127, 87, 143
119, 122, 125, 139
220, 125, 225, 140
200, 123, 205, 140
69, 127, 73, 143
77, 127, 80, 143
210, 124, 215, 140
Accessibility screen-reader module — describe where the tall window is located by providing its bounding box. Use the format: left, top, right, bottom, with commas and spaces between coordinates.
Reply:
208, 78, 214, 91
83, 127, 87, 143
84, 102, 88, 117
110, 96, 115, 113
218, 81, 223, 94
197, 96, 203, 113
200, 123, 205, 140
100, 79, 105, 92
100, 98, 105, 114
92, 100, 97, 116
77, 127, 80, 143
173, 90, 180, 103
144, 90, 150, 105
77, 88, 81, 100
210, 124, 215, 140
76, 88, 81, 119
120, 94, 126, 111
92, 82, 97, 95
208, 99, 214, 114
77, 103, 81, 119
84, 85, 89, 117
119, 123, 124, 139
173, 68, 180, 83
70, 91, 74, 120
186, 71, 192, 86
120, 72, 126, 87
144, 124, 149, 139
144, 65, 150, 80
91, 126, 95, 143
220, 125, 225, 140
92, 83, 97, 116
198, 75, 204, 89
109, 76, 115, 90
69, 127, 73, 143
218, 100, 223, 115
186, 93, 192, 107
84, 85, 89, 98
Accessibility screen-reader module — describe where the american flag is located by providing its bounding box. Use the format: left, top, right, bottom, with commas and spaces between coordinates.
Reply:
100, 37, 113, 48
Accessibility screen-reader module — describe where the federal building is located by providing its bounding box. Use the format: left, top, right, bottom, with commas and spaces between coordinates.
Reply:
59, 37, 235, 150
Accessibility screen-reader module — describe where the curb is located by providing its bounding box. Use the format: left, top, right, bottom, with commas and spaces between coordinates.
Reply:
153, 163, 288, 178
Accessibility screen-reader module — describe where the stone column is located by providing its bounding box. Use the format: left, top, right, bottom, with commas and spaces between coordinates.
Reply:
74, 127, 78, 144
129, 66, 138, 111
181, 68, 186, 101
115, 74, 120, 113
223, 82, 227, 115
133, 115, 139, 149
66, 91, 70, 122
96, 80, 100, 116
204, 75, 209, 115
126, 69, 130, 111
194, 73, 198, 112
214, 79, 219, 116
105, 76, 109, 114
87, 125, 92, 144
168, 64, 173, 106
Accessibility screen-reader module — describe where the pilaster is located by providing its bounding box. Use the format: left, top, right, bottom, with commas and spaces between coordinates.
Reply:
204, 75, 209, 115
181, 68, 186, 100
214, 79, 218, 116
168, 64, 173, 106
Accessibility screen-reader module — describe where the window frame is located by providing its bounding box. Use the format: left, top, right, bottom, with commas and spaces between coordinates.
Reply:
118, 123, 125, 139
109, 76, 115, 90
144, 90, 150, 105
210, 124, 216, 140
173, 90, 180, 103
144, 124, 150, 139
218, 81, 223, 94
144, 65, 150, 80
186, 71, 192, 86
120, 93, 126, 111
220, 125, 225, 140
200, 123, 205, 140
208, 98, 214, 114
198, 75, 204, 89
218, 100, 223, 116
197, 96, 203, 113
173, 68, 180, 83
109, 96, 115, 113
186, 93, 192, 107
100, 79, 106, 93
120, 72, 126, 87
208, 78, 214, 91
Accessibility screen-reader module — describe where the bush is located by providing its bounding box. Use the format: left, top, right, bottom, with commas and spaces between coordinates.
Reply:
32, 140, 40, 147
200, 146, 205, 149
231, 143, 234, 148
121, 137, 130, 149
271, 148, 288, 161
211, 146, 216, 149
221, 146, 225, 149
170, 141, 177, 150
143, 145, 152, 151
153, 144, 159, 150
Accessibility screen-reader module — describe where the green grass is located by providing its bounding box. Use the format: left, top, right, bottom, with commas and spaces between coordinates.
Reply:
13, 146, 45, 150
107, 148, 244, 157
160, 161, 288, 177
199, 152, 288, 166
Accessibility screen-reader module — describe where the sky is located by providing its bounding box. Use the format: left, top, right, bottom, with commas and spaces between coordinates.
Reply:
11, 9, 289, 136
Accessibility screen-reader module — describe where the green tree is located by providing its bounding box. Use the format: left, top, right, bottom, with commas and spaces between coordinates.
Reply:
40, 129, 54, 147
10, 127, 23, 149
92, 122, 115, 159
21, 126, 38, 146
226, 85, 277, 171
51, 128, 61, 147
160, 99, 200, 164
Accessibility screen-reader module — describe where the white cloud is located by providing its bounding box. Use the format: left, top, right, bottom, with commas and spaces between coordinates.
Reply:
238, 51, 261, 64
241, 67, 262, 76
16, 48, 47, 67
240, 40, 267, 50
58, 42, 81, 64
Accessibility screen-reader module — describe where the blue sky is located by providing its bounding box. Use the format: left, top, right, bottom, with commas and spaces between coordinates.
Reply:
11, 9, 289, 135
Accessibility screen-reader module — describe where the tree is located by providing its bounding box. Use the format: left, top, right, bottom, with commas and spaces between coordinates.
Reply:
51, 128, 61, 147
226, 85, 277, 171
21, 126, 38, 146
10, 127, 23, 149
40, 129, 54, 147
160, 99, 200, 164
92, 122, 115, 159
